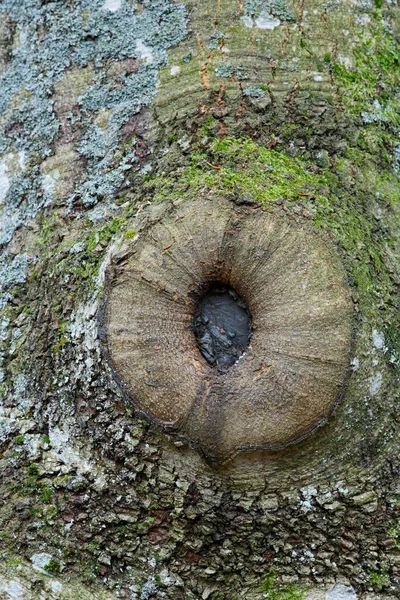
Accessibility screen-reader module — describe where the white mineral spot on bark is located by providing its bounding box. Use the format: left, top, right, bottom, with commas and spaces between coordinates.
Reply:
102, 0, 122, 11
355, 13, 371, 26
302, 485, 318, 497
69, 241, 85, 254
64, 519, 74, 532
372, 329, 385, 351
22, 433, 42, 459
50, 580, 63, 593
351, 357, 359, 371
0, 578, 29, 600
69, 239, 124, 384
240, 15, 254, 28
93, 472, 108, 492
48, 426, 93, 475
0, 316, 9, 341
18, 151, 26, 170
326, 583, 357, 600
70, 298, 99, 349
170, 65, 181, 76
338, 55, 352, 68
0, 152, 24, 204
300, 499, 312, 511
369, 373, 383, 397
0, 160, 10, 204
41, 170, 60, 196
255, 11, 281, 29
30, 553, 53, 574
314, 75, 323, 82
136, 40, 154, 64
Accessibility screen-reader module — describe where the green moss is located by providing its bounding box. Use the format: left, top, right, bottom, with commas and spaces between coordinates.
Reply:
43, 504, 58, 520
37, 215, 62, 247
332, 15, 400, 173
40, 486, 55, 503
38, 210, 133, 321
16, 465, 59, 509
260, 570, 306, 600
52, 474, 73, 489
27, 463, 39, 476
86, 217, 126, 252
136, 517, 156, 534
44, 558, 61, 575
124, 229, 137, 240
29, 506, 43, 519
150, 136, 399, 361
83, 542, 101, 555
389, 523, 400, 548
19, 468, 40, 496
152, 137, 328, 206
332, 19, 400, 112
368, 569, 390, 591
51, 335, 68, 354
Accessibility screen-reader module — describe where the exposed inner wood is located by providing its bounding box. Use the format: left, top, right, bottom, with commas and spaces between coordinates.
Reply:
102, 197, 354, 463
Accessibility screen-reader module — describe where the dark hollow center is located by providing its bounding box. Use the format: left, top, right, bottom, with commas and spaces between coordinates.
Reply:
192, 282, 252, 370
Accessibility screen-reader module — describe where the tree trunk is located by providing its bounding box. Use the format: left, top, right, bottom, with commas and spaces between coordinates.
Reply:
0, 0, 399, 599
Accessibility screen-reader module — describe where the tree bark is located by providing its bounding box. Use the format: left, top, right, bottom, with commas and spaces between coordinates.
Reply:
0, 1, 399, 599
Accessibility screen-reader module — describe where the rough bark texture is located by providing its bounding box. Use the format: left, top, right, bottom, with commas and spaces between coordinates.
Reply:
0, 1, 399, 599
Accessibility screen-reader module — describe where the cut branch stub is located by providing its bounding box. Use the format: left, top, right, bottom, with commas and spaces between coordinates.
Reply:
192, 282, 253, 370
101, 198, 354, 464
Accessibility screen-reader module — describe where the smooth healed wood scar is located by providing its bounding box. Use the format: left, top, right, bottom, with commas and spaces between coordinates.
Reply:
101, 197, 354, 464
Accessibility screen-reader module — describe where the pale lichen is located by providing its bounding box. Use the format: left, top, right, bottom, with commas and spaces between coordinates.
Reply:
0, 0, 187, 241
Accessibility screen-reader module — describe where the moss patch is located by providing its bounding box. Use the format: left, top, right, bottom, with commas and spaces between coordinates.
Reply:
332, 14, 400, 171
146, 136, 399, 364
332, 17, 400, 120
260, 570, 306, 600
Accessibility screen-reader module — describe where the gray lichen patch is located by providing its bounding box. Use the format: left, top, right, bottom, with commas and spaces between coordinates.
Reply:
0, 0, 187, 242
241, 0, 296, 28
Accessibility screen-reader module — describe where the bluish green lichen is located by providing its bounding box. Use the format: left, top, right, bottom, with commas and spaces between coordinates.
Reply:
13, 373, 29, 406
0, 253, 29, 309
243, 0, 296, 21
207, 31, 228, 50
243, 86, 267, 98
215, 62, 248, 80
0, 0, 187, 239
